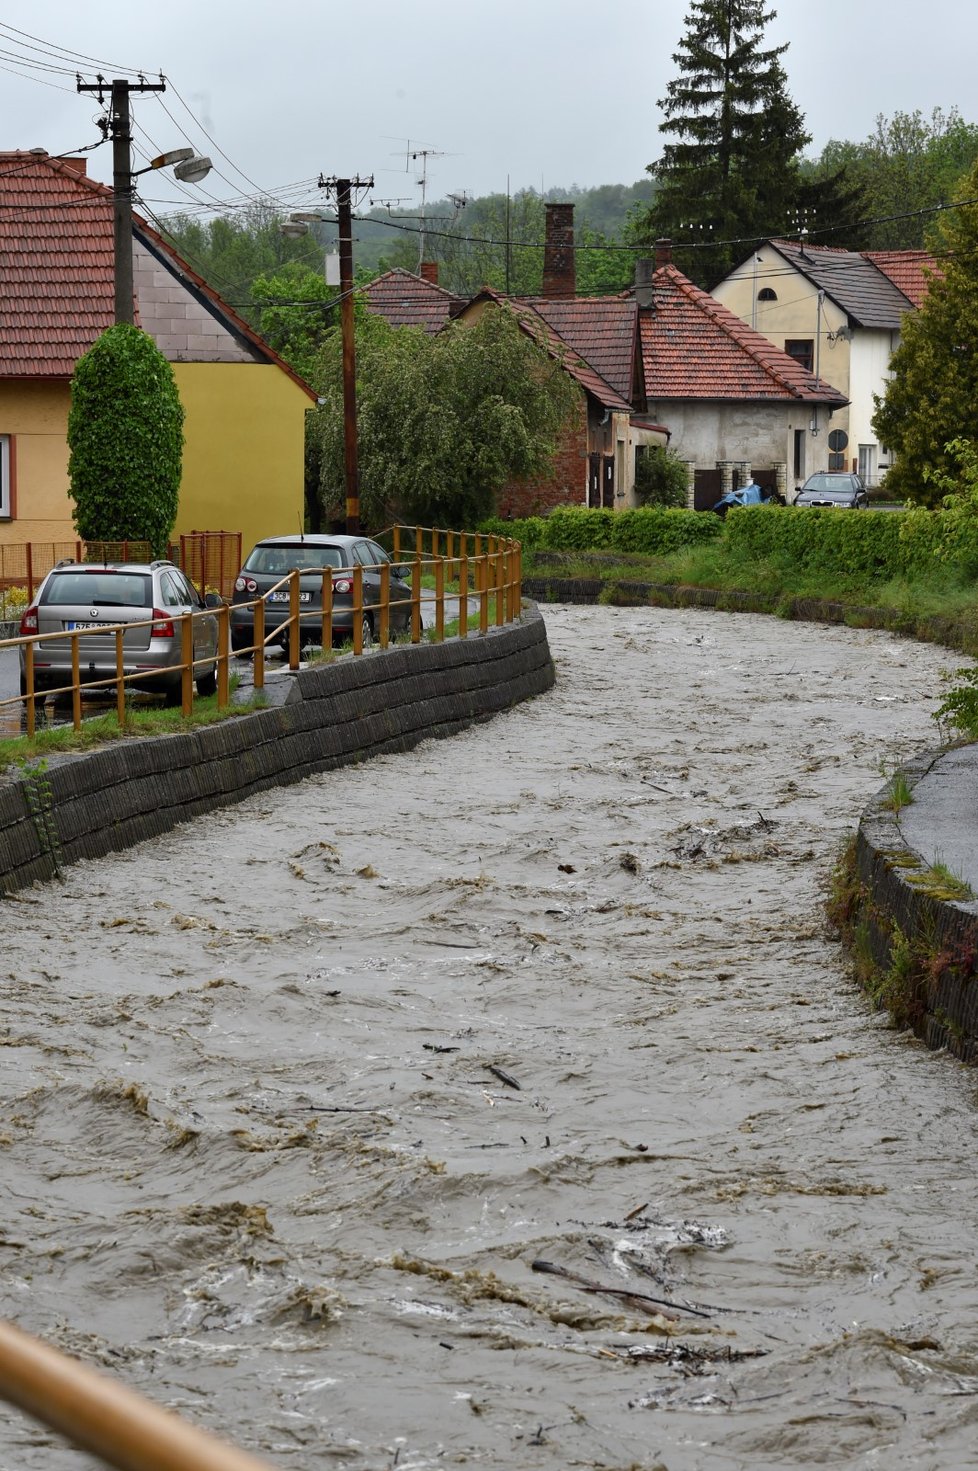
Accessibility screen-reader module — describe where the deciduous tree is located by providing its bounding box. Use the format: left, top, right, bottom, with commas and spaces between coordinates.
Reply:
311, 307, 579, 528
873, 161, 978, 503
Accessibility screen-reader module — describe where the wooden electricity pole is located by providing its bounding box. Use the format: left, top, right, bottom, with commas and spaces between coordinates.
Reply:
77, 77, 166, 325
319, 174, 372, 534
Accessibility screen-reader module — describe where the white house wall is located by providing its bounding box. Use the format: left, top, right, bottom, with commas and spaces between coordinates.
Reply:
647, 400, 836, 478
847, 329, 899, 480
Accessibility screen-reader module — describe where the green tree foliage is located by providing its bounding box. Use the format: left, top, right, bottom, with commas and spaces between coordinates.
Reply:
159, 202, 325, 327
375, 186, 645, 298
633, 445, 690, 508
310, 307, 580, 528
67, 325, 184, 556
803, 108, 978, 251
250, 261, 339, 387
872, 163, 978, 504
631, 0, 860, 285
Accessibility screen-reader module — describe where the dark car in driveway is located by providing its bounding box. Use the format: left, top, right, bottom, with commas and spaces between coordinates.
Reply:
793, 473, 870, 509
19, 560, 220, 701
230, 534, 413, 654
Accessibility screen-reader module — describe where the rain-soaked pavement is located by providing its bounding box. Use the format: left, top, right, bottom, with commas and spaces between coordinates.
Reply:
1, 602, 977, 1471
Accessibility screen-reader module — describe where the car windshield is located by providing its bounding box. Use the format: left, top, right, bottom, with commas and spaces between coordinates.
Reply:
244, 544, 347, 575
803, 477, 852, 492
41, 571, 152, 607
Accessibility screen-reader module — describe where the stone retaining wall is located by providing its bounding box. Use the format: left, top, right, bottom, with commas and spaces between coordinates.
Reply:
0, 607, 554, 896
846, 760, 978, 1063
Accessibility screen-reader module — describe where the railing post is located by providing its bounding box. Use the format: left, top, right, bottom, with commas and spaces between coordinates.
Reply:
495, 548, 505, 627
253, 597, 265, 690
288, 570, 300, 670
352, 564, 364, 654
379, 561, 390, 649
24, 640, 36, 739
459, 549, 468, 638
217, 604, 230, 709
434, 555, 445, 642
479, 553, 489, 635
180, 612, 193, 715
411, 556, 423, 643
71, 634, 81, 730
321, 569, 333, 652
115, 628, 126, 726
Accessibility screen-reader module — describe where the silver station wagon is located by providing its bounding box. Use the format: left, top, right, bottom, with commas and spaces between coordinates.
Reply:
19, 560, 221, 701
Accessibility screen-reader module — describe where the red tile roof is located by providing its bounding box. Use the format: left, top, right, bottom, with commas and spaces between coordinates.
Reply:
0, 152, 115, 376
522, 297, 638, 402
640, 265, 848, 405
362, 267, 460, 334
478, 291, 635, 412
862, 250, 939, 308
0, 150, 315, 396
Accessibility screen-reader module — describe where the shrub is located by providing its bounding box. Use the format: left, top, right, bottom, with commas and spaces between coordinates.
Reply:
68, 324, 184, 557
633, 446, 689, 509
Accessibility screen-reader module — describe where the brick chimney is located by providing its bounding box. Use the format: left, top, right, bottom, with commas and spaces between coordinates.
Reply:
654, 237, 672, 269
543, 203, 576, 299
419, 261, 439, 285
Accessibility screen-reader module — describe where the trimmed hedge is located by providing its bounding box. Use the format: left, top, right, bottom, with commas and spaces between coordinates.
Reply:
480, 505, 721, 555
724, 503, 978, 581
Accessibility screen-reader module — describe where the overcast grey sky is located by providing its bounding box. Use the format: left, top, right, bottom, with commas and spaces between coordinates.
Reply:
0, 0, 968, 220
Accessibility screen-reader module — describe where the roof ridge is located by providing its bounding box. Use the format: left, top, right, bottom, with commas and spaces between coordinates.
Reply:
661, 265, 837, 400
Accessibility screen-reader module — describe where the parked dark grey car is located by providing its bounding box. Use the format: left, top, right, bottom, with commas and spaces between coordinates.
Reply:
229, 534, 413, 654
19, 560, 220, 700
793, 473, 870, 509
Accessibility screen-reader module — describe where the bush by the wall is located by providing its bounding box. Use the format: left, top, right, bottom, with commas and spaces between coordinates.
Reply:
723, 504, 907, 578
480, 505, 721, 555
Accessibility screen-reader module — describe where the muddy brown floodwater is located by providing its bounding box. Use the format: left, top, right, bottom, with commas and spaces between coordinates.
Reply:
2, 603, 978, 1471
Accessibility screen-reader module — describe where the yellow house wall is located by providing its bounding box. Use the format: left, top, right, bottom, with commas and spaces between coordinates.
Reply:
0, 381, 75, 546
172, 364, 309, 556
712, 245, 852, 436
0, 366, 310, 558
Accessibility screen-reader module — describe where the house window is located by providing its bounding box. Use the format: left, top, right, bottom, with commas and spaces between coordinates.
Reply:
0, 436, 11, 519
757, 287, 778, 301
784, 339, 814, 373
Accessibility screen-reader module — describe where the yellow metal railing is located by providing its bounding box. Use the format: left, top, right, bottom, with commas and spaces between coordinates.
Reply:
0, 525, 524, 733
0, 1317, 279, 1471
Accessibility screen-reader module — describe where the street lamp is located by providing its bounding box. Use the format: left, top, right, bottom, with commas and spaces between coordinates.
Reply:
77, 77, 212, 326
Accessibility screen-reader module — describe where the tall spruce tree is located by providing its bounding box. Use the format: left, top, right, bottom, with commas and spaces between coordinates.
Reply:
632, 1, 857, 286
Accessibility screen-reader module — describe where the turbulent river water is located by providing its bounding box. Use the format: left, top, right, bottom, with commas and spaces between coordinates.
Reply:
2, 603, 977, 1471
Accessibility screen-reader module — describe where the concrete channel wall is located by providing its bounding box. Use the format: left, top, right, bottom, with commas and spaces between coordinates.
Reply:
848, 756, 978, 1064
0, 607, 554, 896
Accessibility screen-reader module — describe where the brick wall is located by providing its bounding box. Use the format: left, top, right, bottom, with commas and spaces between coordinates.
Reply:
495, 398, 588, 519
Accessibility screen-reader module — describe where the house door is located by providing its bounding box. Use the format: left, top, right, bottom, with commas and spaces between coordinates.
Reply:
793, 429, 805, 487
587, 454, 601, 508
602, 457, 615, 508
693, 468, 722, 510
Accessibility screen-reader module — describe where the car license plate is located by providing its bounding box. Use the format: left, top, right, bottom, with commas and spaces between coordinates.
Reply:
267, 590, 311, 603
64, 620, 102, 630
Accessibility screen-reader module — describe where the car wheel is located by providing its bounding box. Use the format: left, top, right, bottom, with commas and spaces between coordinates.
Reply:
196, 667, 217, 698
162, 683, 183, 708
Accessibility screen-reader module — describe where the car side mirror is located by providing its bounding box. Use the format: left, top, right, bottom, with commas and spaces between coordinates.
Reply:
392, 564, 411, 580
204, 592, 224, 608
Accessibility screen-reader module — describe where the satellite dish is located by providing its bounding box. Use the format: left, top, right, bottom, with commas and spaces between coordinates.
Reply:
828, 429, 849, 452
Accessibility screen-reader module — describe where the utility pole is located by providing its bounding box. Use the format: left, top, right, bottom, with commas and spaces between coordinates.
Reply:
77, 76, 166, 325
319, 174, 372, 534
